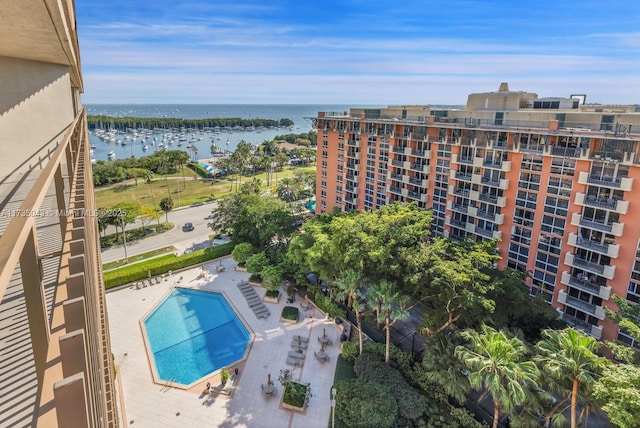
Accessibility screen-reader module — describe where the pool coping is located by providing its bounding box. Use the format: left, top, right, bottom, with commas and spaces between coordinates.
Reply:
138, 286, 256, 391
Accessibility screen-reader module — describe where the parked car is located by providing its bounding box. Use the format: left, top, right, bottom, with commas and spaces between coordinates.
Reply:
183, 222, 194, 232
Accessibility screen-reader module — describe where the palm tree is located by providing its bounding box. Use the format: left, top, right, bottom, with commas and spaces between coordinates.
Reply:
455, 325, 539, 428
334, 269, 366, 355
535, 328, 607, 428
277, 177, 299, 204
159, 196, 173, 223
370, 280, 410, 363
144, 171, 157, 210
240, 177, 262, 195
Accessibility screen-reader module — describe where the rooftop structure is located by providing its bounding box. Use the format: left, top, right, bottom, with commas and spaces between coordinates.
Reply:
0, 1, 118, 426
314, 83, 640, 347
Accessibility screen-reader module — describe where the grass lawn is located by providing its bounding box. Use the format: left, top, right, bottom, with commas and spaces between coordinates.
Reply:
102, 246, 176, 271
95, 165, 316, 209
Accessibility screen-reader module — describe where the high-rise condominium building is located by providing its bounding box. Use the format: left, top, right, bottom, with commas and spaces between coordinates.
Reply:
314, 83, 640, 346
0, 1, 118, 427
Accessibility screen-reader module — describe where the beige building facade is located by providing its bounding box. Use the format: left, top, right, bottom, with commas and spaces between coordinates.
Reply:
0, 1, 119, 427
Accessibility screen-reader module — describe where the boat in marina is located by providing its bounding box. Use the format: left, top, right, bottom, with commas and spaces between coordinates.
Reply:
107, 150, 115, 160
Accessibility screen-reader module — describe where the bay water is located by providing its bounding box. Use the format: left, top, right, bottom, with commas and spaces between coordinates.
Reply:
86, 104, 353, 162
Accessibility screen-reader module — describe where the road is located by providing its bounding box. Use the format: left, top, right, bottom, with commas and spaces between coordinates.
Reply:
101, 202, 222, 263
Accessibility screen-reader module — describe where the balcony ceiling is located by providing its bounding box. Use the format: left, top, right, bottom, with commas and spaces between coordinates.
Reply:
0, 0, 82, 88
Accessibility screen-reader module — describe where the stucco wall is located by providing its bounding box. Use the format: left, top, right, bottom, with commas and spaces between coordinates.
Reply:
0, 55, 74, 177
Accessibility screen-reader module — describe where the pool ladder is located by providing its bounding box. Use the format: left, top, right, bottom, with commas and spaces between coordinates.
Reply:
162, 378, 176, 392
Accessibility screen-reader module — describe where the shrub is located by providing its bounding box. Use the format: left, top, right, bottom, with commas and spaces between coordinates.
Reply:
278, 368, 310, 409
245, 251, 269, 274
281, 306, 299, 322
340, 341, 358, 363
334, 380, 397, 428
231, 243, 253, 264
103, 242, 233, 289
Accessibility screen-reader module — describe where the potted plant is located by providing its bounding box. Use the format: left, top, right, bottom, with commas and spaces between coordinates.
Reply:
220, 367, 230, 387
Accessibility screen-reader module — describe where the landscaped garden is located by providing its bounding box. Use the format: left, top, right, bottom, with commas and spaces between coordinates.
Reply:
213, 191, 639, 428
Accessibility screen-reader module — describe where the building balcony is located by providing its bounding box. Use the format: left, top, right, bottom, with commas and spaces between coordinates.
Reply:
346, 151, 360, 159
389, 173, 404, 183
480, 176, 509, 189
392, 146, 406, 154
571, 213, 624, 236
346, 162, 359, 170
578, 171, 633, 191
447, 201, 469, 214
411, 149, 431, 158
452, 153, 483, 167
560, 313, 603, 339
407, 190, 427, 202
561, 272, 612, 300
345, 174, 359, 184
567, 233, 619, 258
389, 186, 404, 196
474, 210, 505, 225
408, 176, 428, 188
482, 159, 511, 172
574, 193, 629, 214
474, 226, 502, 240
551, 147, 581, 158
344, 185, 357, 193
450, 186, 470, 197
409, 163, 430, 174
344, 196, 358, 204
564, 252, 615, 280
477, 192, 507, 207
451, 170, 473, 182
346, 139, 358, 147
391, 159, 404, 168
446, 216, 468, 230
558, 290, 606, 320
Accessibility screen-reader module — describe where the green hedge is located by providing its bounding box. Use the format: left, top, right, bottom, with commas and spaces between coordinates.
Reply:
103, 242, 234, 289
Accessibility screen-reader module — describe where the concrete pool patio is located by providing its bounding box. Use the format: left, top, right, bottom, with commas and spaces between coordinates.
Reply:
106, 257, 341, 427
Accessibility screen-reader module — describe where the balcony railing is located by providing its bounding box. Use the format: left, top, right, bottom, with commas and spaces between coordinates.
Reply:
571, 256, 605, 275
581, 173, 633, 191
551, 147, 581, 157
389, 186, 403, 196
455, 172, 473, 181
559, 291, 605, 319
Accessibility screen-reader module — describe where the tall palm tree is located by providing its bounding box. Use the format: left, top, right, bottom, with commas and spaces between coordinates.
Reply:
535, 328, 607, 428
455, 325, 539, 428
370, 280, 410, 363
144, 171, 157, 210
334, 269, 366, 355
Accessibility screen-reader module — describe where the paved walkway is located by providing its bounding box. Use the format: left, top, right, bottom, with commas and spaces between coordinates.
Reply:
107, 257, 341, 428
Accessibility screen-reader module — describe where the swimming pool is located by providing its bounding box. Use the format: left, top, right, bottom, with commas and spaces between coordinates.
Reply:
142, 288, 251, 386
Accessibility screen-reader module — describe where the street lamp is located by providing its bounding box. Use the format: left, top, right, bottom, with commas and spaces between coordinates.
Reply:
331, 387, 337, 428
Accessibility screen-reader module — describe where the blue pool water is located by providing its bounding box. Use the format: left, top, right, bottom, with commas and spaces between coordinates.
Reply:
143, 288, 251, 385
305, 200, 316, 211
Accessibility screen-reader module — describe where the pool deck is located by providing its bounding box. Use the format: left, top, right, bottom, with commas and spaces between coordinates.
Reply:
106, 257, 341, 428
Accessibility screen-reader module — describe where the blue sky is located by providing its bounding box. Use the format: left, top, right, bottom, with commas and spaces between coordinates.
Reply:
76, 0, 640, 105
